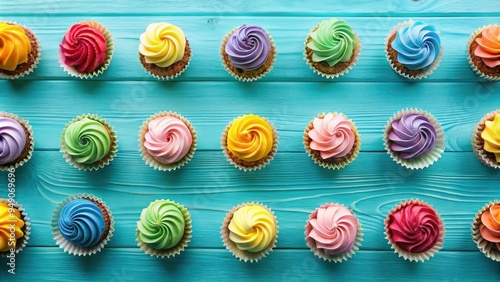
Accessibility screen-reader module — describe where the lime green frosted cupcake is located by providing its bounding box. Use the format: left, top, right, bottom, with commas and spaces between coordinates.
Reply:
60, 114, 118, 171
136, 199, 192, 258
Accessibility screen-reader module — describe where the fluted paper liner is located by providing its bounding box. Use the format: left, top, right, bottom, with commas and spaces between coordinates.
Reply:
384, 199, 445, 262
139, 40, 192, 80
472, 200, 500, 261
384, 19, 443, 80
58, 20, 114, 79
383, 108, 445, 170
303, 22, 362, 79
0, 21, 41, 79
304, 203, 363, 262
467, 25, 500, 81
139, 112, 197, 171
60, 114, 118, 171
221, 115, 279, 171
220, 26, 277, 82
51, 193, 115, 256
304, 112, 361, 170
221, 202, 278, 262
0, 112, 35, 171
136, 199, 192, 258
0, 199, 31, 256
472, 110, 500, 169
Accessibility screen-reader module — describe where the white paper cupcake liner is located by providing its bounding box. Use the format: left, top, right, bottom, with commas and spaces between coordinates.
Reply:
51, 193, 114, 256
138, 111, 197, 171
58, 20, 114, 79
472, 200, 500, 261
139, 40, 192, 80
0, 112, 35, 171
472, 110, 500, 169
384, 19, 443, 80
383, 108, 445, 169
466, 25, 500, 81
0, 199, 31, 256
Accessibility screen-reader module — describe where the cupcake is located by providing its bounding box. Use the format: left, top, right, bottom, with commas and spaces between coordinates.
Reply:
383, 109, 445, 169
0, 112, 34, 171
221, 114, 278, 171
472, 110, 500, 168
304, 19, 361, 79
221, 202, 278, 262
136, 199, 192, 258
138, 22, 192, 80
58, 21, 114, 79
220, 25, 276, 82
467, 25, 500, 81
0, 21, 41, 79
305, 203, 363, 262
385, 199, 445, 262
0, 199, 30, 255
138, 112, 197, 171
51, 194, 114, 256
303, 112, 361, 170
472, 201, 500, 261
60, 114, 118, 171
385, 20, 443, 79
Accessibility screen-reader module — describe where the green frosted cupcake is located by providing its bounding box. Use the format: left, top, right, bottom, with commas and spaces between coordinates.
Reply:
60, 114, 118, 170
136, 199, 192, 258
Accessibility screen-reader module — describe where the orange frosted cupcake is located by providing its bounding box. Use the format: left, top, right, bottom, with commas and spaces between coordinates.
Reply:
467, 25, 500, 81
472, 201, 500, 261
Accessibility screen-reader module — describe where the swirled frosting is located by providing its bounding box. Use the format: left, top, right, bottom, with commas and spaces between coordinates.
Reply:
144, 116, 192, 164
63, 117, 111, 164
308, 114, 355, 159
0, 117, 27, 165
306, 204, 358, 255
225, 25, 271, 71
60, 23, 108, 73
388, 204, 440, 253
474, 26, 500, 68
0, 202, 24, 252
388, 114, 436, 159
227, 114, 274, 162
228, 205, 276, 253
391, 21, 441, 70
479, 204, 500, 249
306, 19, 356, 66
0, 23, 32, 71
58, 199, 105, 248
139, 23, 186, 67
137, 201, 185, 250
481, 113, 500, 162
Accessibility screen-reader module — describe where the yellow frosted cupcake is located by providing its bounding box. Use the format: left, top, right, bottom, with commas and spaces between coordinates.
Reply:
0, 199, 30, 255
472, 110, 500, 168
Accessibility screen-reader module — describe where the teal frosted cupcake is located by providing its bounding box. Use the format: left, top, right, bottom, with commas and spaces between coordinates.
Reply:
60, 114, 118, 170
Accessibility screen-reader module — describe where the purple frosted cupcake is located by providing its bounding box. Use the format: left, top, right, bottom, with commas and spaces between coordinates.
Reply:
0, 112, 34, 171
220, 25, 276, 82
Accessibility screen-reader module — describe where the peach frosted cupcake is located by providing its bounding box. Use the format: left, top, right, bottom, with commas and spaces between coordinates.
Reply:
467, 25, 500, 81
472, 201, 500, 261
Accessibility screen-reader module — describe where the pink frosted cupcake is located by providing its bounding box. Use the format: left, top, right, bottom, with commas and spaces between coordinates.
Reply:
305, 203, 363, 262
472, 201, 500, 261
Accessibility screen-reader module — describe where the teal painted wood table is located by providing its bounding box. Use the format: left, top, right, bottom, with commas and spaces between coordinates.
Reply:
1, 0, 500, 281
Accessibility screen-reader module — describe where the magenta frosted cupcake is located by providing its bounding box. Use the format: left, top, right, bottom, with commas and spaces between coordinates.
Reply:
0, 112, 34, 171
472, 201, 500, 261
305, 203, 363, 262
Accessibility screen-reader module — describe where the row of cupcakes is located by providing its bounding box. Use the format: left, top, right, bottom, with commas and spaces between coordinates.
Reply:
1, 19, 499, 81
2, 109, 500, 171
4, 196, 500, 263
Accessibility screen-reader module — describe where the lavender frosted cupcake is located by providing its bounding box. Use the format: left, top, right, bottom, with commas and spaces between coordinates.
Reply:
0, 112, 34, 171
220, 25, 276, 81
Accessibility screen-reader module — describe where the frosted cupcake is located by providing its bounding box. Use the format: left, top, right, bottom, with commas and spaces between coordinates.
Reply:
58, 21, 114, 79
138, 22, 192, 80
136, 199, 192, 258
472, 110, 500, 168
220, 25, 276, 81
0, 21, 41, 79
221, 202, 278, 262
385, 20, 443, 79
0, 199, 30, 255
51, 194, 114, 256
305, 203, 363, 262
467, 25, 500, 81
303, 112, 361, 169
472, 201, 500, 261
304, 19, 361, 79
385, 199, 445, 262
221, 114, 278, 171
0, 112, 34, 171
384, 109, 445, 169
139, 112, 197, 171
60, 114, 118, 171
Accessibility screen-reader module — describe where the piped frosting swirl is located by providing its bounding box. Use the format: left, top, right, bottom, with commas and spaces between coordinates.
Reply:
227, 114, 274, 162
0, 117, 27, 165
474, 26, 500, 68
58, 199, 105, 248
308, 114, 355, 159
139, 22, 186, 67
0, 23, 32, 71
225, 25, 271, 71
388, 114, 436, 159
